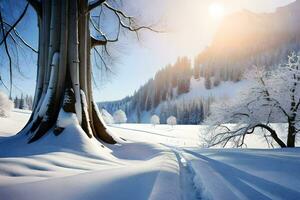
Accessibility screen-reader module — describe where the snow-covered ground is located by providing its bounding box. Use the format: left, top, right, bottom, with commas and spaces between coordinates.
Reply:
0, 110, 300, 200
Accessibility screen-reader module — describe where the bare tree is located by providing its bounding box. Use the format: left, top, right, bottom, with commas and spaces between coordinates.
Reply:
0, 0, 156, 144
205, 53, 300, 148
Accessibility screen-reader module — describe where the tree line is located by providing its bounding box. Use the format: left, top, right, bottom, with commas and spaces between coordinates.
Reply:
13, 94, 33, 110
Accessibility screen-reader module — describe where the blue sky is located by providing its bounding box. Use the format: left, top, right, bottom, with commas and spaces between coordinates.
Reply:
0, 0, 295, 102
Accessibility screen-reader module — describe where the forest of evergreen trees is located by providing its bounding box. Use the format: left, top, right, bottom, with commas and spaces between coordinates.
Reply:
99, 56, 223, 124
99, 42, 300, 124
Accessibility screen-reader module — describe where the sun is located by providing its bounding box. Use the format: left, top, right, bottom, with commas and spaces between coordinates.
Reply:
209, 2, 225, 20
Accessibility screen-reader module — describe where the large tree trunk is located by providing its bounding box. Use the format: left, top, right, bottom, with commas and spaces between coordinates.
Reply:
19, 0, 116, 144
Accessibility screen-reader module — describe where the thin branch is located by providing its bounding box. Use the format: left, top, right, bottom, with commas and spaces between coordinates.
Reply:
94, 47, 114, 74
0, 3, 29, 46
259, 77, 290, 118
90, 17, 118, 43
0, 76, 8, 91
104, 2, 160, 33
7, 33, 29, 78
0, 11, 13, 98
3, 21, 38, 53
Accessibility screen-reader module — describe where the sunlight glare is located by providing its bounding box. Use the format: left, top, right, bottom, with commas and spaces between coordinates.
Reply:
209, 2, 225, 20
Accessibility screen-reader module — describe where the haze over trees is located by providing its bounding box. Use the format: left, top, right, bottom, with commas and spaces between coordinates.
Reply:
0, 0, 154, 144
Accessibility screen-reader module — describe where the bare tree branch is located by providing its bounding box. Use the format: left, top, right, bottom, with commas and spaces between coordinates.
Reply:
103, 2, 160, 33
0, 11, 13, 98
94, 47, 114, 74
90, 17, 118, 43
209, 123, 286, 148
3, 21, 38, 53
0, 3, 29, 46
91, 36, 107, 47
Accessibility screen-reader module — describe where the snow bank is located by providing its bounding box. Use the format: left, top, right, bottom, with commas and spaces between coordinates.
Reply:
0, 111, 181, 200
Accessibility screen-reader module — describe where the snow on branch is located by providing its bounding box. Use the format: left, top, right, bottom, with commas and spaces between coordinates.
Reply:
205, 52, 300, 148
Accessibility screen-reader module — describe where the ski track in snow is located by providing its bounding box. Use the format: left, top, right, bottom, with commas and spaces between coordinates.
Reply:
172, 148, 202, 200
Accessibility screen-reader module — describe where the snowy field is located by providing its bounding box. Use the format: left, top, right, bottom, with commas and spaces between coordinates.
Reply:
0, 110, 300, 200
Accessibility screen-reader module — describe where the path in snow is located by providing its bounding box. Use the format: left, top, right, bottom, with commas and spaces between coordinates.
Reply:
172, 148, 201, 200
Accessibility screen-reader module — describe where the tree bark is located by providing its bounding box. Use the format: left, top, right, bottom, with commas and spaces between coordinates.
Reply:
287, 120, 296, 147
19, 0, 116, 145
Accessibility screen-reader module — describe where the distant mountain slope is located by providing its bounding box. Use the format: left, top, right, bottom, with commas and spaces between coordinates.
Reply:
195, 0, 300, 77
99, 1, 300, 124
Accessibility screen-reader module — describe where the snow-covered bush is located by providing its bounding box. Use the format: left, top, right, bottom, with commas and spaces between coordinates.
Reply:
206, 52, 300, 148
113, 109, 127, 124
150, 115, 160, 126
101, 109, 114, 124
167, 116, 177, 126
0, 92, 13, 117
